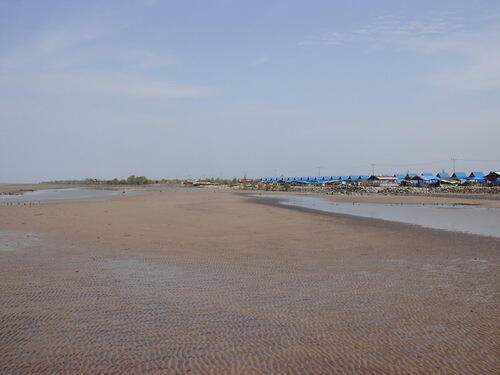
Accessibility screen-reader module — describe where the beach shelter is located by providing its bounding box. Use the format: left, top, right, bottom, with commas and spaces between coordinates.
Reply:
485, 171, 500, 182
412, 174, 438, 183
451, 172, 467, 180
468, 172, 485, 182
367, 176, 400, 185
436, 172, 450, 179
394, 174, 406, 180
296, 177, 310, 183
405, 173, 417, 180
420, 173, 438, 182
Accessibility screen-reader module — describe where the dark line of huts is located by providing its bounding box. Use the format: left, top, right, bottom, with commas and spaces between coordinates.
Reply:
260, 171, 500, 185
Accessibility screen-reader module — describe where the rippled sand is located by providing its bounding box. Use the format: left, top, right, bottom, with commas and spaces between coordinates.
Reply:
0, 188, 499, 374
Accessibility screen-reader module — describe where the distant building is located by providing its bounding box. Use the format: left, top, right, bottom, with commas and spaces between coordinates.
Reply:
367, 175, 400, 186
259, 170, 493, 186
451, 172, 468, 180
410, 174, 439, 185
485, 171, 500, 183
436, 172, 450, 179
405, 173, 418, 180
468, 172, 485, 182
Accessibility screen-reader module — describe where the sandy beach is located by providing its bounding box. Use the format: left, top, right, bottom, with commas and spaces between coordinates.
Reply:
1, 187, 499, 374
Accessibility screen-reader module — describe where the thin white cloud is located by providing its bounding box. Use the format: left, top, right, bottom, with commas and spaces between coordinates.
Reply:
415, 26, 500, 92
221, 102, 300, 118
250, 56, 270, 66
299, 14, 464, 46
0, 71, 211, 99
0, 26, 211, 99
430, 50, 500, 92
300, 13, 500, 92
35, 28, 101, 53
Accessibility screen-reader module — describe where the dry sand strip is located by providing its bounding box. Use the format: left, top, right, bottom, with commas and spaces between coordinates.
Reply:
0, 188, 499, 374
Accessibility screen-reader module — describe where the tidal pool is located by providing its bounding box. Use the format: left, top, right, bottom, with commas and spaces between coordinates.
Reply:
252, 194, 500, 238
0, 187, 127, 204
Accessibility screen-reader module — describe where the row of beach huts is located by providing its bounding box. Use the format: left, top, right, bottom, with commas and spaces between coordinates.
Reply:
260, 171, 500, 186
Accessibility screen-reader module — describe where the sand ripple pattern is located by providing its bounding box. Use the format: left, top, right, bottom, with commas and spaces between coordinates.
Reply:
0, 230, 499, 374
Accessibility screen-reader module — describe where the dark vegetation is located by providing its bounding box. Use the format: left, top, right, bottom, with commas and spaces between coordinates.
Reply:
44, 176, 182, 185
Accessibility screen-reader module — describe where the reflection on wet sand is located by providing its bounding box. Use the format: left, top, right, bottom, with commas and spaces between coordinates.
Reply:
253, 193, 500, 237
0, 187, 127, 205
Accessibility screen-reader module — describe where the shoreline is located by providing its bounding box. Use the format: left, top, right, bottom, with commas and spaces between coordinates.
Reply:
0, 183, 177, 195
243, 192, 500, 241
237, 188, 500, 208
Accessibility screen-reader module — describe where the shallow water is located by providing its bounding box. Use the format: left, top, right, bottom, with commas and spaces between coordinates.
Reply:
253, 194, 500, 238
0, 187, 126, 204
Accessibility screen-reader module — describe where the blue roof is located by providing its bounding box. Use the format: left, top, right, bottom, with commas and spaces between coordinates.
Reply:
261, 171, 476, 183
451, 172, 467, 179
421, 173, 437, 179
469, 172, 485, 178
288, 178, 308, 183
436, 172, 450, 178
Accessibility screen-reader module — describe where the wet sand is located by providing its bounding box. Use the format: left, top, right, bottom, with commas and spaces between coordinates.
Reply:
0, 187, 499, 374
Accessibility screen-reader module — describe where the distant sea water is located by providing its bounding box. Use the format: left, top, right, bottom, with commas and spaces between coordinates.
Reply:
0, 187, 125, 204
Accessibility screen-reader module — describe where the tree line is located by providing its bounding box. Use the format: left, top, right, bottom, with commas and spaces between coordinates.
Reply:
44, 175, 182, 185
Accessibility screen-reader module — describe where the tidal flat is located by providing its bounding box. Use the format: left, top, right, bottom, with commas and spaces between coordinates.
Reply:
0, 187, 498, 374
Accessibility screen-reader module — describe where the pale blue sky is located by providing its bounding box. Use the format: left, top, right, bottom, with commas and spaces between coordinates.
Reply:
1, 0, 499, 181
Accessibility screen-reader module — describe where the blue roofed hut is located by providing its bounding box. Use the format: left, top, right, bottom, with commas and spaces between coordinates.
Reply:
468, 172, 485, 183
436, 172, 450, 179
405, 173, 418, 180
485, 171, 500, 183
451, 172, 468, 180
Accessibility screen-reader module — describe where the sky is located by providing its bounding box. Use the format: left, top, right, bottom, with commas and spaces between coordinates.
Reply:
1, 0, 499, 182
